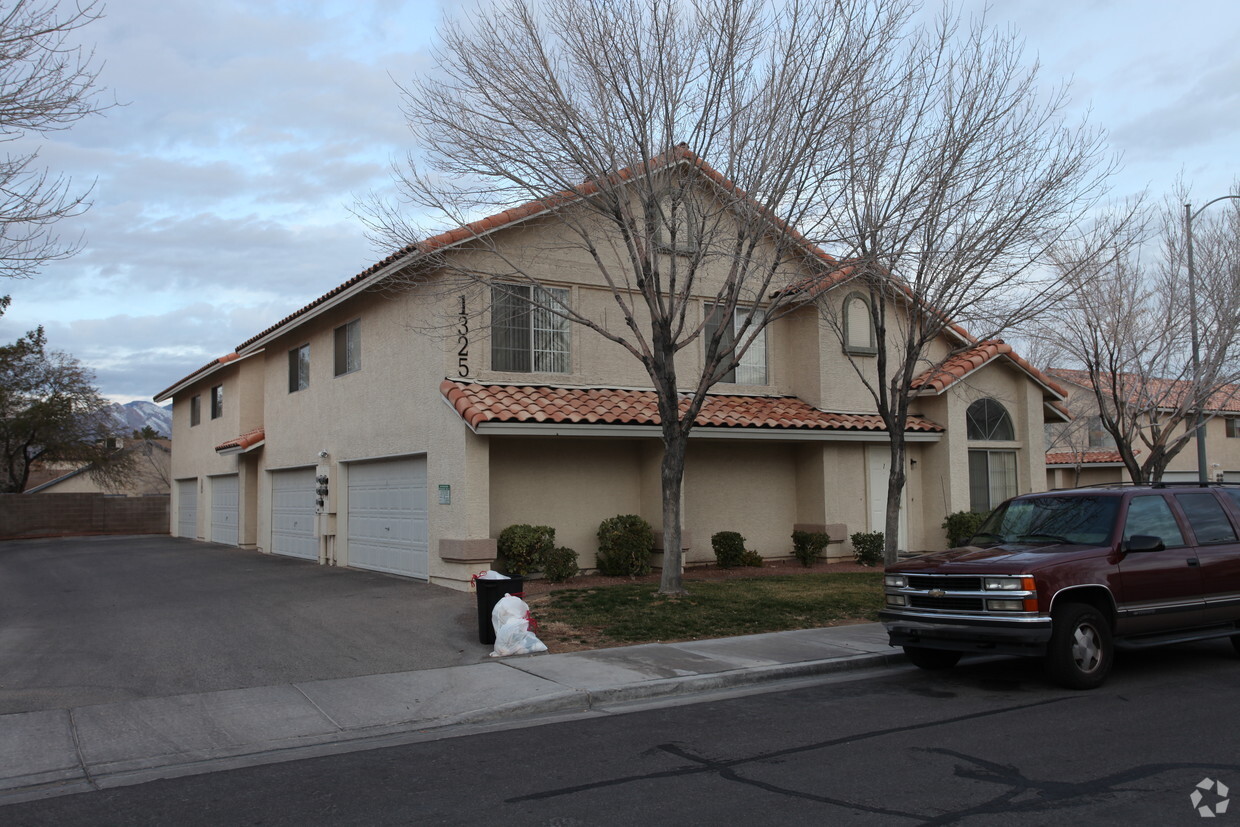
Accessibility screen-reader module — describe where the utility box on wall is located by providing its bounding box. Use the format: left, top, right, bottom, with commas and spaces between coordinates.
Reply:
314, 463, 334, 515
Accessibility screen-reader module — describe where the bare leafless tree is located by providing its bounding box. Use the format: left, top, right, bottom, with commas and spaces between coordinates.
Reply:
362, 0, 914, 593
812, 8, 1118, 563
0, 0, 108, 280
1039, 185, 1240, 483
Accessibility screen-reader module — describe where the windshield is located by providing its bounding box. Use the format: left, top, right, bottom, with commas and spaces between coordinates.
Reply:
971, 496, 1119, 547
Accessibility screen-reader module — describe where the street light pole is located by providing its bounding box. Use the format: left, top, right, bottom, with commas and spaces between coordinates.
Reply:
1184, 194, 1240, 484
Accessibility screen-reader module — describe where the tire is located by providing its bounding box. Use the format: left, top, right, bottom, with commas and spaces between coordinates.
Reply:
903, 645, 962, 670
1045, 604, 1113, 689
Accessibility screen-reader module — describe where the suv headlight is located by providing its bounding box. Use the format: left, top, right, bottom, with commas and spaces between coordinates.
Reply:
984, 576, 1034, 591
884, 575, 907, 588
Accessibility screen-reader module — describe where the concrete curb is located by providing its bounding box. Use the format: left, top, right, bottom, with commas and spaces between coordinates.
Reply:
0, 638, 907, 804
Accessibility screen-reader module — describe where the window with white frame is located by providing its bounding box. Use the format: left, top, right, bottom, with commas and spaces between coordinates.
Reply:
288, 344, 310, 392
334, 319, 360, 376
967, 398, 1017, 511
705, 303, 767, 385
842, 292, 876, 354
490, 285, 570, 373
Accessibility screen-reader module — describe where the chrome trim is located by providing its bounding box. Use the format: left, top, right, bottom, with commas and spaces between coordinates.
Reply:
881, 608, 1047, 624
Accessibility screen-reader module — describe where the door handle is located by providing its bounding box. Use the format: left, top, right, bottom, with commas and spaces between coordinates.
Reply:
1187, 558, 1200, 567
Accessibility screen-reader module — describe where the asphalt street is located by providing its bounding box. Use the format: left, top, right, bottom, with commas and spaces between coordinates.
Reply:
6, 639, 1238, 826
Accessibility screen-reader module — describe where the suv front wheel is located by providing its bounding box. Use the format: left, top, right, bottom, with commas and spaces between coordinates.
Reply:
1045, 604, 1113, 689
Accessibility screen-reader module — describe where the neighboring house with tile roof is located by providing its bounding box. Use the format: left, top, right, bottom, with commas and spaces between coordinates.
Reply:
154, 154, 1067, 590
23, 438, 172, 496
1045, 369, 1240, 488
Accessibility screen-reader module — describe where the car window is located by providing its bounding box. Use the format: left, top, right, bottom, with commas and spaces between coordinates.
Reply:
979, 496, 1119, 546
1173, 493, 1238, 545
1123, 495, 1185, 548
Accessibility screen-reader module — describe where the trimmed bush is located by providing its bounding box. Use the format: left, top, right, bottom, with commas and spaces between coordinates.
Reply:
542, 546, 580, 583
596, 514, 654, 576
711, 531, 746, 568
791, 529, 830, 568
850, 531, 885, 567
942, 510, 990, 547
739, 548, 764, 567
497, 523, 555, 576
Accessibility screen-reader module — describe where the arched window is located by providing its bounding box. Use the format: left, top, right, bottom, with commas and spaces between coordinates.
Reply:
842, 292, 875, 354
966, 398, 1015, 441
966, 398, 1017, 511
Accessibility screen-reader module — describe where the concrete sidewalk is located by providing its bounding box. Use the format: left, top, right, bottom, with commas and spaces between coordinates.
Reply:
0, 623, 905, 804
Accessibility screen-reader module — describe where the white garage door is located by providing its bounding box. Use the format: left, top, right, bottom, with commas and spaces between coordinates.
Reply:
210, 474, 240, 546
176, 478, 198, 539
271, 468, 317, 561
347, 457, 428, 579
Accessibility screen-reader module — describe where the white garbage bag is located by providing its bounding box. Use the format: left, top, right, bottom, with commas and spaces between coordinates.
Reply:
489, 593, 547, 657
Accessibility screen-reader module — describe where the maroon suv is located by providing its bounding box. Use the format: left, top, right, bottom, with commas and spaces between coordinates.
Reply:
880, 483, 1240, 688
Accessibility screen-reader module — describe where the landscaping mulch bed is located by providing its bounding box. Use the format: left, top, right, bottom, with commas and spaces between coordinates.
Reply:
522, 557, 876, 596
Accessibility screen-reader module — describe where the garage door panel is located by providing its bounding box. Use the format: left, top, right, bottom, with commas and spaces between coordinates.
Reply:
347, 458, 427, 579
176, 479, 198, 539
271, 468, 317, 561
210, 474, 239, 546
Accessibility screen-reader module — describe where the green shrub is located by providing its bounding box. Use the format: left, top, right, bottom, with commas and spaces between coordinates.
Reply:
739, 549, 764, 567
850, 531, 885, 567
942, 510, 990, 547
596, 514, 654, 576
497, 523, 555, 576
542, 546, 580, 583
791, 530, 831, 567
711, 531, 747, 568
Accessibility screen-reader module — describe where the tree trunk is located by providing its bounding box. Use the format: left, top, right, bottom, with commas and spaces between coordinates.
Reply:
883, 439, 907, 566
658, 425, 688, 595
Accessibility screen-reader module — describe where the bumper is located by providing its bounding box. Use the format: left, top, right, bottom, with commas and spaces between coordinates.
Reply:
880, 609, 1053, 656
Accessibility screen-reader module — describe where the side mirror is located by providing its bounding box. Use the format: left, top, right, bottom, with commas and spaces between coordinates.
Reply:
1125, 534, 1165, 553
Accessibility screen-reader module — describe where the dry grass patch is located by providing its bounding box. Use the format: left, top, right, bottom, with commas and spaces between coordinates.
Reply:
526, 571, 883, 652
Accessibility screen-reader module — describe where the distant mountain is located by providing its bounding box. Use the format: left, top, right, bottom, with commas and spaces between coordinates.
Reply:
108, 401, 174, 438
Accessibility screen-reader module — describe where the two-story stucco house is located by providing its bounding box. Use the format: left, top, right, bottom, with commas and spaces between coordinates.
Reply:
154, 153, 1068, 591
1045, 368, 1240, 488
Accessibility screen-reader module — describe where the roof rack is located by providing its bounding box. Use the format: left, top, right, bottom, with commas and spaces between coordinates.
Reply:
1071, 481, 1240, 490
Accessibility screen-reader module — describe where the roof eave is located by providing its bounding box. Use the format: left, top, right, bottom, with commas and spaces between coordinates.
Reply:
153, 349, 264, 403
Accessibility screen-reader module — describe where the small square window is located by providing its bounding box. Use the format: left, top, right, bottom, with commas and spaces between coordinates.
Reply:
334, 320, 360, 376
210, 385, 223, 419
190, 395, 201, 427
288, 344, 310, 393
1227, 418, 1240, 439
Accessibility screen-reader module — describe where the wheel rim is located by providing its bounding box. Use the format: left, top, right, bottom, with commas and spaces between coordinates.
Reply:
1071, 622, 1102, 672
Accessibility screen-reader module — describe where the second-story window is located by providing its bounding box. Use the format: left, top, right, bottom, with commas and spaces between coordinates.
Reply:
288, 344, 310, 392
190, 395, 201, 426
706, 303, 767, 385
491, 285, 569, 373
334, 319, 360, 376
1227, 417, 1240, 439
843, 292, 876, 355
210, 385, 223, 419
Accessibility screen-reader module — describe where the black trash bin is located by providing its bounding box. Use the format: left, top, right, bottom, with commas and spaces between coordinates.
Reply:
475, 575, 524, 645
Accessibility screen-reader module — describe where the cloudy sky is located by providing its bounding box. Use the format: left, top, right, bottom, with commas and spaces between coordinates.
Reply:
0, 0, 1236, 404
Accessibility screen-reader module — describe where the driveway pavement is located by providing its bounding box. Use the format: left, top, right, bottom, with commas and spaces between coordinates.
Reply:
0, 535, 479, 714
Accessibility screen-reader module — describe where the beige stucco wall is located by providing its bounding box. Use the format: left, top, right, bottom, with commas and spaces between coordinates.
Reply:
157, 203, 1062, 586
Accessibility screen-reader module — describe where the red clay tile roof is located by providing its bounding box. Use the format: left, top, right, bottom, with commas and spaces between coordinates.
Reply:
233, 145, 844, 354
1046, 451, 1127, 465
215, 427, 266, 453
913, 341, 1067, 398
1047, 368, 1240, 414
440, 380, 943, 434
